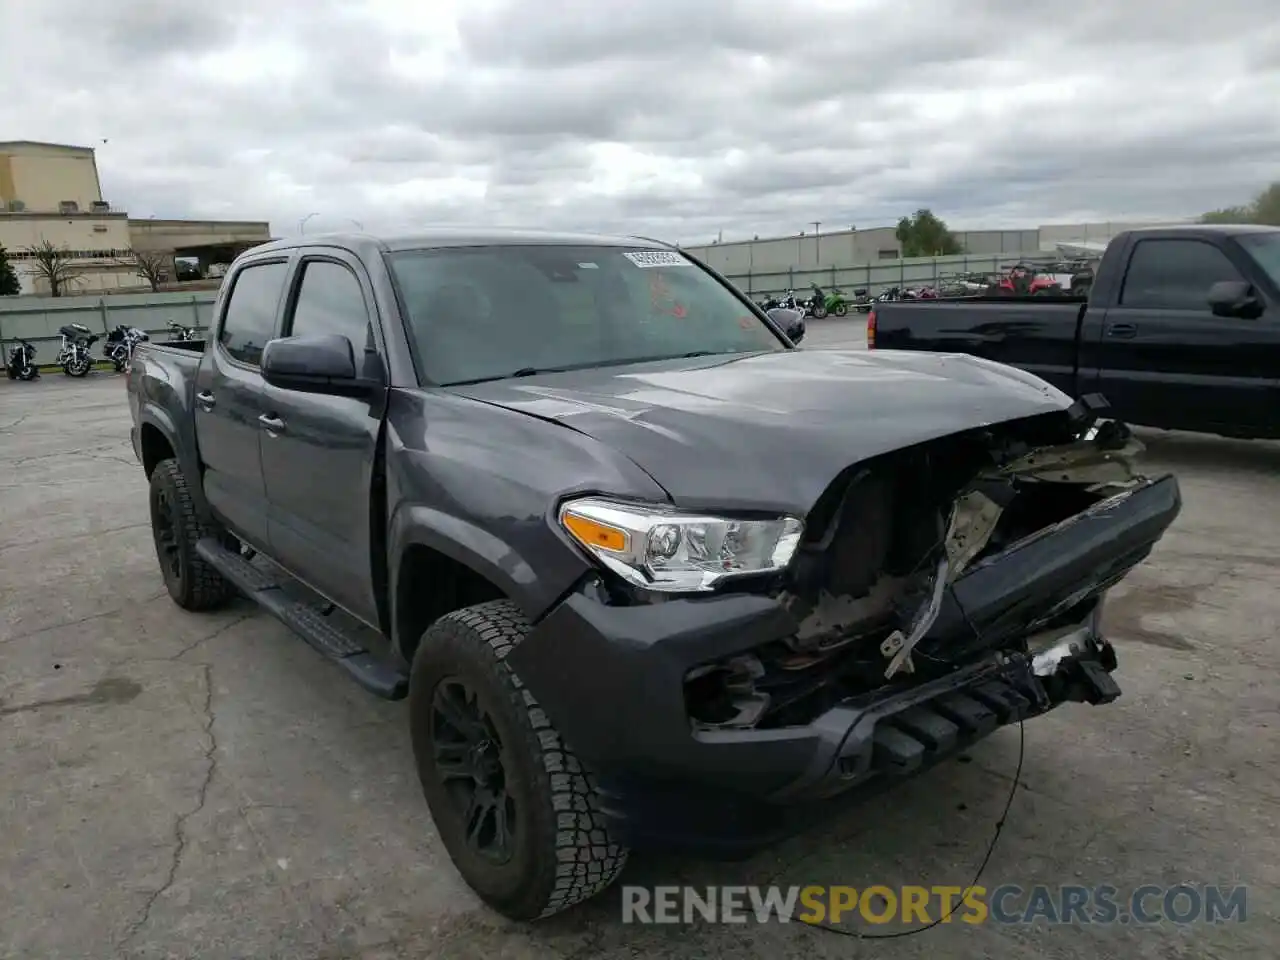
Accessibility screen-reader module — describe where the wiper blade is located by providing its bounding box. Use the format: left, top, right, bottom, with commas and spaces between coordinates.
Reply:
441, 353, 739, 386
442, 368, 544, 386
573, 350, 730, 369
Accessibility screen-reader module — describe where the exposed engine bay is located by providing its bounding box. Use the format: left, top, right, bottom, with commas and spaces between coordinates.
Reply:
684, 408, 1153, 733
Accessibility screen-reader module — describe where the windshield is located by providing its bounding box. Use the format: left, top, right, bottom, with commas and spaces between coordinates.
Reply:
1238, 231, 1280, 289
387, 244, 787, 386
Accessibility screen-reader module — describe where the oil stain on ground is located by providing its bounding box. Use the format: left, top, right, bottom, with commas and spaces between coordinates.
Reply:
1102, 584, 1199, 651
0, 676, 143, 718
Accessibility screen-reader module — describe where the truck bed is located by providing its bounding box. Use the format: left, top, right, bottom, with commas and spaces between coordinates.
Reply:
870, 298, 1088, 398
148, 338, 207, 354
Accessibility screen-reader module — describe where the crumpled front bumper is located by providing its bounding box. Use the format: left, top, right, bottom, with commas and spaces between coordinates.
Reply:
507, 473, 1180, 851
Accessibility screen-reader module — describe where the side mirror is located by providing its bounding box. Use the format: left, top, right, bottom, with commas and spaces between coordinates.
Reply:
1208, 280, 1262, 319
767, 307, 806, 344
262, 333, 375, 397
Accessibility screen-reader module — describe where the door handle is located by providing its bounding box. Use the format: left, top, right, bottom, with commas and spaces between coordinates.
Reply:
195, 391, 215, 410
258, 414, 286, 433
1106, 323, 1137, 339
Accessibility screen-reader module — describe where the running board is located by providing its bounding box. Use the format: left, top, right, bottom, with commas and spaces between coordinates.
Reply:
195, 538, 408, 700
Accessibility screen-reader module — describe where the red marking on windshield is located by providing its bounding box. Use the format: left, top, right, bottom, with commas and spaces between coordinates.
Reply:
648, 271, 688, 319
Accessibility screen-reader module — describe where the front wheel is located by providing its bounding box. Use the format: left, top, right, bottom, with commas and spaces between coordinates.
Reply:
811, 304, 828, 319
833, 303, 848, 317
409, 600, 629, 920
63, 355, 92, 377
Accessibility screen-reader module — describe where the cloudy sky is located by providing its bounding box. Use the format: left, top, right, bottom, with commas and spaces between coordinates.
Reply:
3, 0, 1278, 244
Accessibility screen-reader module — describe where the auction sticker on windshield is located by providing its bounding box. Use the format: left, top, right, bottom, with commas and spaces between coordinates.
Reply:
623, 250, 691, 268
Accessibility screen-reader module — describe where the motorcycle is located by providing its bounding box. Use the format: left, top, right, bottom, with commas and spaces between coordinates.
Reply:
168, 320, 196, 341
5, 339, 40, 381
55, 322, 99, 377
104, 324, 150, 373
821, 287, 854, 318
805, 284, 828, 318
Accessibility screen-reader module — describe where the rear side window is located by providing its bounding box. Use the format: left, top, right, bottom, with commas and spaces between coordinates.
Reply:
287, 260, 372, 348
1120, 240, 1243, 311
219, 261, 289, 365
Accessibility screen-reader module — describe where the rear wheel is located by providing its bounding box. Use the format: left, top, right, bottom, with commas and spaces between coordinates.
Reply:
834, 303, 848, 317
148, 459, 235, 611
409, 600, 628, 920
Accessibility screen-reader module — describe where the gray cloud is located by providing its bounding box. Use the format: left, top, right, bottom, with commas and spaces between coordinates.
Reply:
3, 0, 1278, 244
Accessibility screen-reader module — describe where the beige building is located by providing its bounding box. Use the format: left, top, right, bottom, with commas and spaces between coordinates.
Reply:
0, 140, 272, 296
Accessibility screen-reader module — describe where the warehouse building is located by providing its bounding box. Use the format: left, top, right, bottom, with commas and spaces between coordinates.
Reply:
678, 219, 1192, 276
0, 140, 271, 295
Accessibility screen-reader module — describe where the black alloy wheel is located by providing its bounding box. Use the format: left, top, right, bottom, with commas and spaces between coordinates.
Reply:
151, 482, 183, 585
429, 677, 518, 863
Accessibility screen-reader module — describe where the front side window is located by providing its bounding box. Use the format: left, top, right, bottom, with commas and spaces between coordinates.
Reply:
388, 245, 785, 386
1237, 231, 1280, 292
1119, 240, 1243, 311
288, 259, 372, 348
219, 261, 289, 365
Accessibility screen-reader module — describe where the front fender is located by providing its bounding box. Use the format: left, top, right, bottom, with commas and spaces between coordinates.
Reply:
387, 501, 588, 654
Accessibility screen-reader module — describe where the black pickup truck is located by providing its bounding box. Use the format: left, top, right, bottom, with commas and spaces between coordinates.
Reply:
870, 224, 1280, 439
127, 229, 1180, 920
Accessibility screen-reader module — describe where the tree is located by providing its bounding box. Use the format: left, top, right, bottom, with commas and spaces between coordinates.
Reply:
895, 209, 963, 257
0, 244, 19, 296
1200, 182, 1280, 226
114, 248, 172, 291
24, 239, 81, 297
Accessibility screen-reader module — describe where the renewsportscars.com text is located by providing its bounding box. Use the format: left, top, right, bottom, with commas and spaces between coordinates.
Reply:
621, 884, 1248, 926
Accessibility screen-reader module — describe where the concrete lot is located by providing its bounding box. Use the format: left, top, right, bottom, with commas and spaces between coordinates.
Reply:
1, 325, 1277, 959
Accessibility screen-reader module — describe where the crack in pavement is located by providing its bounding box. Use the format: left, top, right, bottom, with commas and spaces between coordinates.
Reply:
171, 612, 256, 661
0, 521, 149, 554
4, 441, 138, 468
0, 591, 168, 646
116, 663, 219, 953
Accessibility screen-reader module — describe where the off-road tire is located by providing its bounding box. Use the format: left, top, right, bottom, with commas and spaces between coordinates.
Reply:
409, 599, 629, 920
148, 459, 235, 611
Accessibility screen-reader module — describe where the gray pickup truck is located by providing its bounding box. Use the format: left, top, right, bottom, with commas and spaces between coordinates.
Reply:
127, 229, 1181, 920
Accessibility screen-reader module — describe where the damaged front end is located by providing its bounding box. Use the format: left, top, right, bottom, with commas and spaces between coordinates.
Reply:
684, 407, 1180, 736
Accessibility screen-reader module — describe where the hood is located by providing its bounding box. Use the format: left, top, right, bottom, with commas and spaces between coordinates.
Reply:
448, 348, 1073, 514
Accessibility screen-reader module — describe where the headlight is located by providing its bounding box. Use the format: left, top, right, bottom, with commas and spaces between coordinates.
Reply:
558, 496, 803, 593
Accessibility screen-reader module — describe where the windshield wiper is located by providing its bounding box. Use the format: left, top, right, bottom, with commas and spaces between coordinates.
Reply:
441, 353, 741, 386
442, 368, 545, 386
571, 350, 731, 370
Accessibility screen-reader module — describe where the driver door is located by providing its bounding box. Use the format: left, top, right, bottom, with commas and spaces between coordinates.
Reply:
259, 251, 384, 627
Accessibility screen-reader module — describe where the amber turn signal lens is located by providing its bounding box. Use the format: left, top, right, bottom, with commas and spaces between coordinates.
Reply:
562, 513, 629, 553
